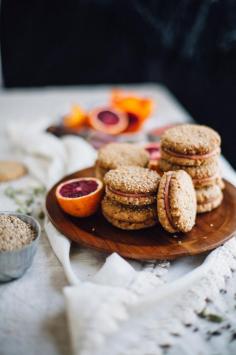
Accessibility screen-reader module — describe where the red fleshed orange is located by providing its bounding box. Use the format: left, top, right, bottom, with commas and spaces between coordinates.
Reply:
56, 177, 103, 217
88, 106, 129, 135
111, 90, 154, 121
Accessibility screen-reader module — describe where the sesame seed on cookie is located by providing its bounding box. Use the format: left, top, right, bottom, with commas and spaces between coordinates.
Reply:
161, 124, 221, 166
159, 158, 221, 188
104, 166, 160, 206
95, 143, 149, 180
101, 196, 157, 230
196, 184, 223, 213
157, 170, 196, 233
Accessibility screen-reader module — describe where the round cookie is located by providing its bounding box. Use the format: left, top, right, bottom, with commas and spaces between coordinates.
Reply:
161, 124, 221, 166
196, 185, 223, 213
0, 161, 27, 182
194, 175, 224, 189
103, 215, 156, 230
159, 158, 220, 188
157, 170, 197, 233
96, 143, 149, 180
102, 196, 157, 230
104, 166, 160, 206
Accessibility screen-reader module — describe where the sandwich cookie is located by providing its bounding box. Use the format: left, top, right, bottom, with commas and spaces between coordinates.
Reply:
95, 143, 149, 180
157, 170, 197, 233
104, 166, 160, 206
159, 159, 221, 188
161, 124, 221, 166
196, 184, 223, 213
102, 197, 157, 230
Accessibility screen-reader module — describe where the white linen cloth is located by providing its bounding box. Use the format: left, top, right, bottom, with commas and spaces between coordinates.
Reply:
6, 114, 236, 355
2, 85, 236, 355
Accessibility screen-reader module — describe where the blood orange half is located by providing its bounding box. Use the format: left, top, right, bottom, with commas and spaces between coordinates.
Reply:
88, 106, 128, 135
55, 177, 103, 217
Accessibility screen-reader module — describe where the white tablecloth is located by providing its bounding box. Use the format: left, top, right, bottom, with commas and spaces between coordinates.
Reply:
0, 84, 236, 355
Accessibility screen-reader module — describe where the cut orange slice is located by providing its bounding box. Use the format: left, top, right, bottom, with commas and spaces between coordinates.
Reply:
63, 105, 88, 130
88, 106, 128, 135
111, 90, 154, 121
56, 177, 103, 217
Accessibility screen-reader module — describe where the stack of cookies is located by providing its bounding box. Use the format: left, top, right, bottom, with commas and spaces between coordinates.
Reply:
102, 166, 160, 230
101, 165, 197, 233
159, 124, 223, 213
95, 143, 149, 180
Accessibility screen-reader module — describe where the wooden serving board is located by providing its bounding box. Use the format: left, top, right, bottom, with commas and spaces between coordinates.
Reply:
46, 167, 236, 260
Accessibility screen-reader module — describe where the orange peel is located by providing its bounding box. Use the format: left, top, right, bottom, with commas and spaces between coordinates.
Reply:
111, 89, 154, 121
63, 105, 88, 129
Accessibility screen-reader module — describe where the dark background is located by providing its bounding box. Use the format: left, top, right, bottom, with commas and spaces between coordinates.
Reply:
1, 1, 236, 166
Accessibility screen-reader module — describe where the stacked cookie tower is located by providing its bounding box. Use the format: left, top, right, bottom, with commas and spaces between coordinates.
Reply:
96, 143, 160, 230
102, 166, 160, 230
97, 142, 197, 233
159, 124, 223, 213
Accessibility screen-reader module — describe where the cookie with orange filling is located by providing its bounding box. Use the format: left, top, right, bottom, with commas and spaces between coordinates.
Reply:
160, 124, 221, 167
104, 166, 160, 206
196, 184, 223, 213
157, 170, 196, 233
102, 196, 157, 230
159, 158, 222, 188
95, 143, 149, 180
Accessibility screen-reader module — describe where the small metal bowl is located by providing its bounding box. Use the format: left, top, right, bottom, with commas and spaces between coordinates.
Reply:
0, 212, 41, 283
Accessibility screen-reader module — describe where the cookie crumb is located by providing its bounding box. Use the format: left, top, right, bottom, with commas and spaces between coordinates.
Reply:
210, 223, 214, 227
178, 240, 182, 245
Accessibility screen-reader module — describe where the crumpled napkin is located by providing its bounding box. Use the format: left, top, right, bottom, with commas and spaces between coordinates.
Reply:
7, 118, 166, 354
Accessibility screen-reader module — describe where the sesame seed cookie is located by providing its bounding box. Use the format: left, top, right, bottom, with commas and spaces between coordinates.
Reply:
196, 184, 223, 213
104, 166, 160, 206
103, 214, 157, 230
159, 158, 221, 188
95, 143, 149, 180
0, 161, 27, 182
102, 196, 157, 230
161, 124, 221, 166
157, 170, 197, 233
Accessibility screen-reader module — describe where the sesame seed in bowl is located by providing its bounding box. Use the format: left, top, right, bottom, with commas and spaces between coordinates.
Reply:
0, 212, 40, 282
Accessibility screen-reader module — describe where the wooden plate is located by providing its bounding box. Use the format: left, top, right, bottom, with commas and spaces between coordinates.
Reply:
46, 167, 236, 260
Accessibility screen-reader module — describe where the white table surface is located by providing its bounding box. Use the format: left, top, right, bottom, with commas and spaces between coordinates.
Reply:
0, 84, 236, 355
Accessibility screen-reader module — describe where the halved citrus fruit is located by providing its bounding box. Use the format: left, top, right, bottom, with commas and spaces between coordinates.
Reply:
63, 105, 88, 130
111, 90, 154, 121
124, 113, 144, 133
87, 106, 129, 135
56, 177, 103, 217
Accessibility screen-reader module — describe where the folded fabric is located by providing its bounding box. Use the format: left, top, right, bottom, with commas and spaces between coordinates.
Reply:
7, 118, 236, 355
